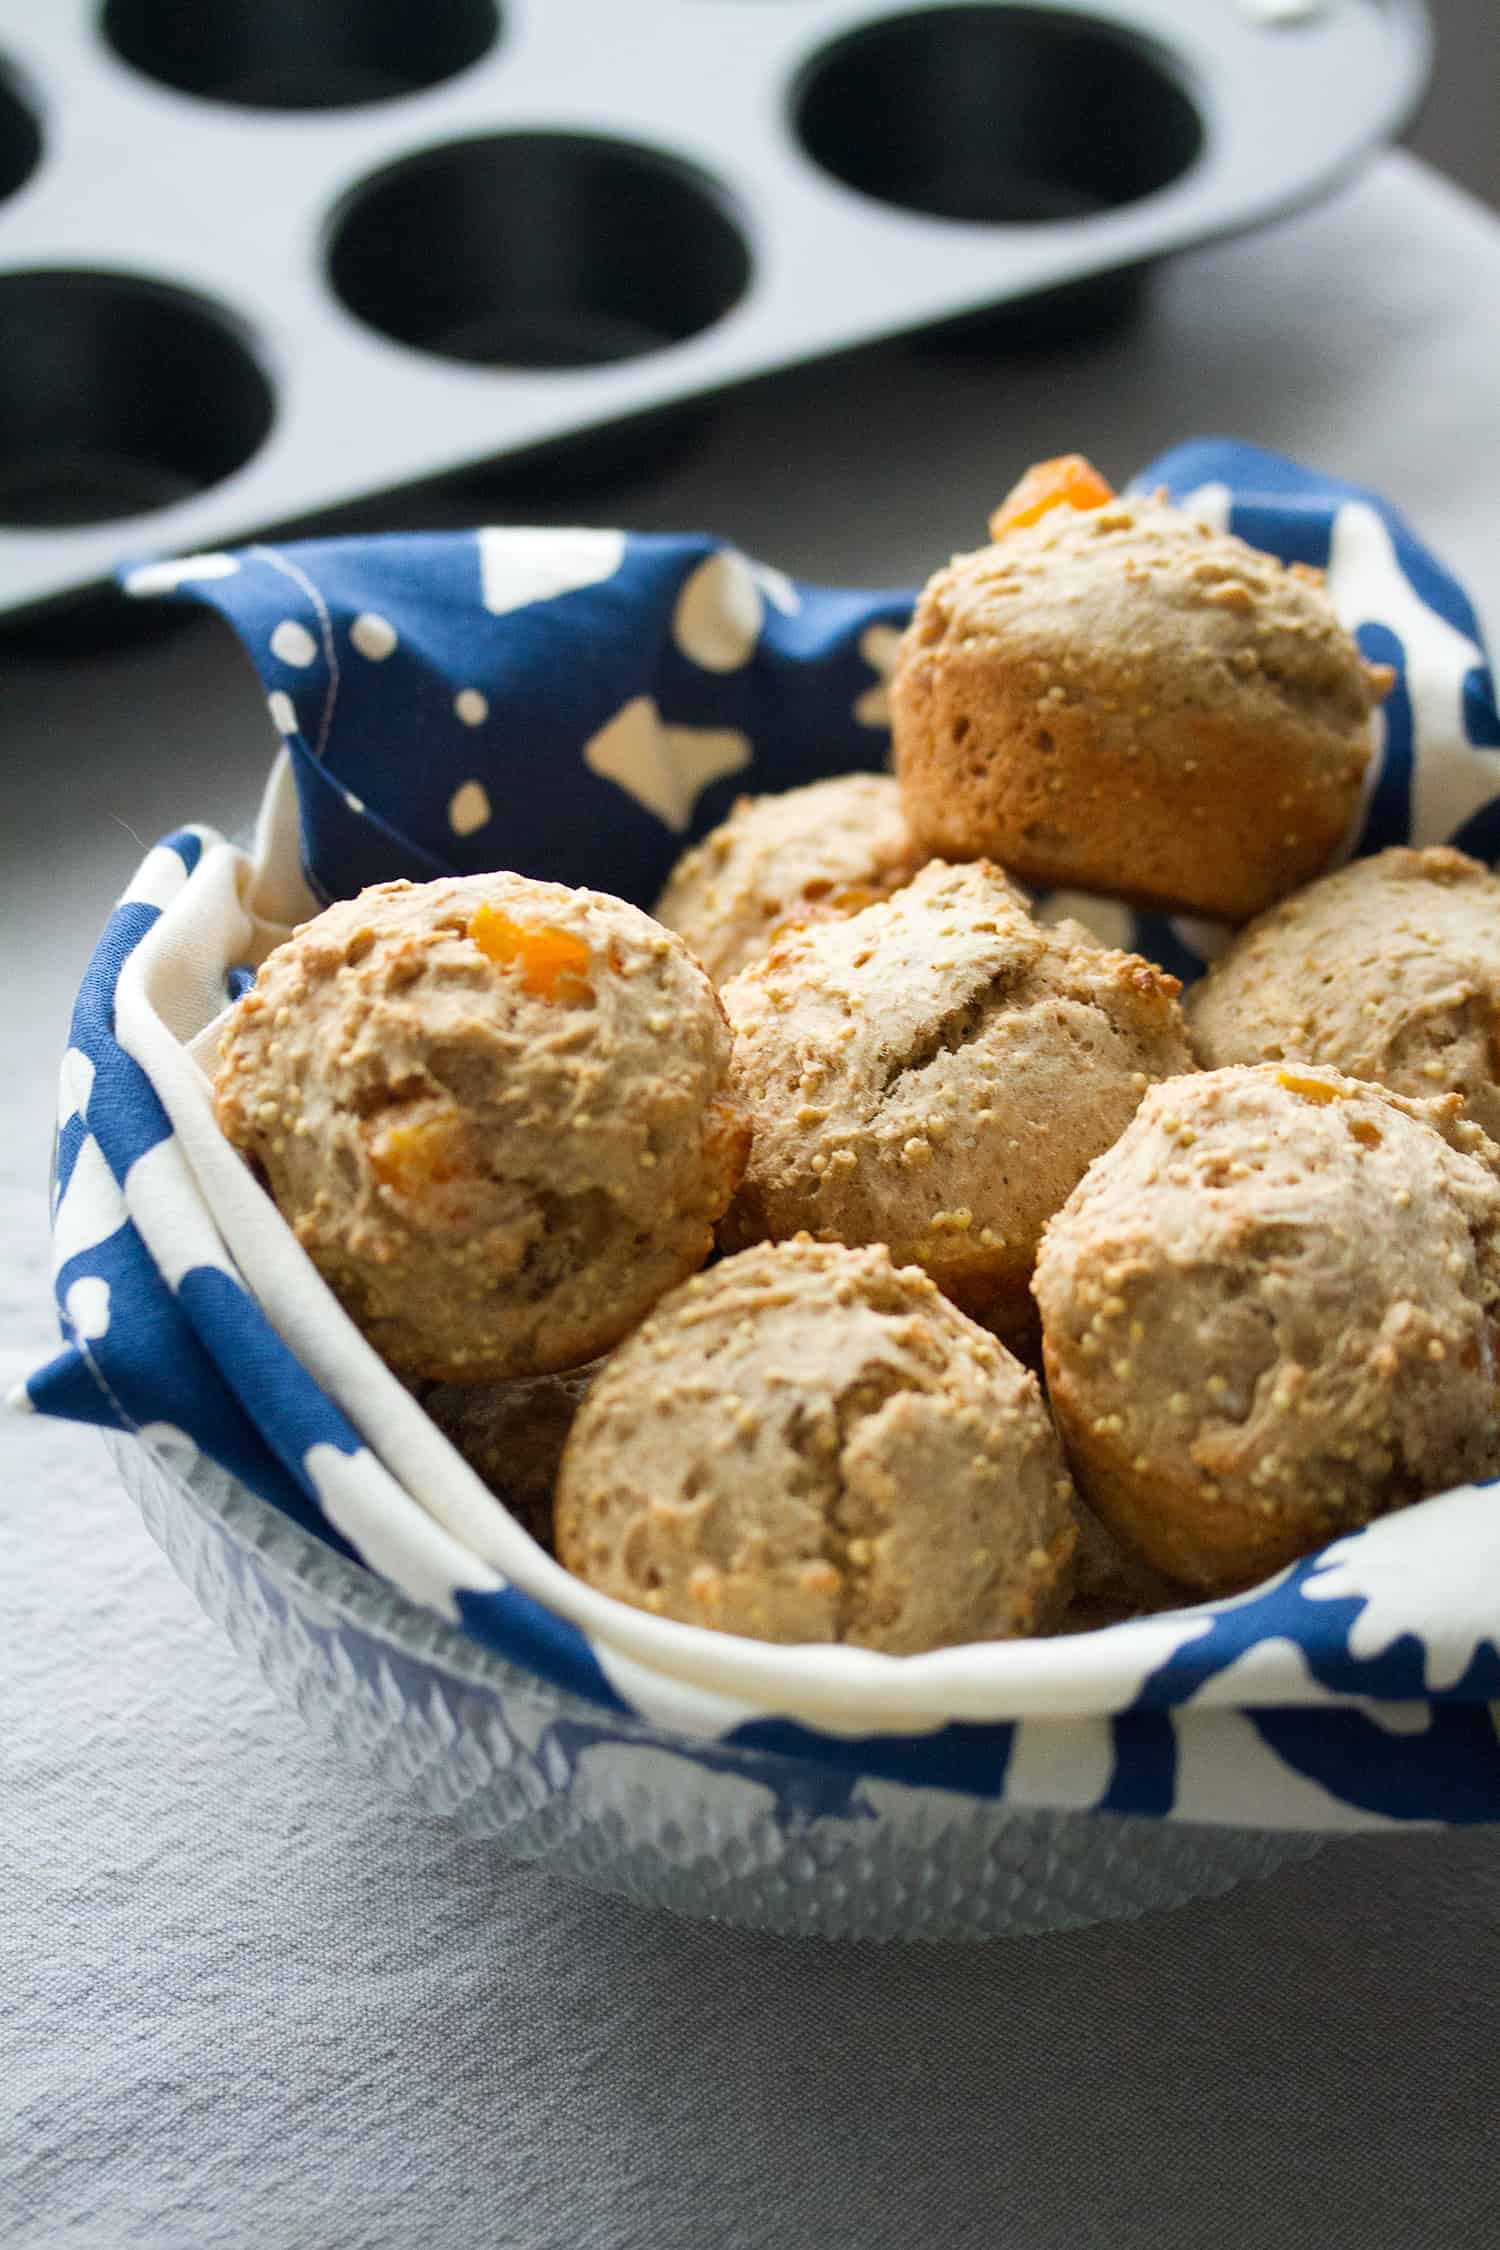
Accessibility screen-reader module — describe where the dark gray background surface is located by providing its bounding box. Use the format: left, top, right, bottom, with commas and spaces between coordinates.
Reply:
1408, 0, 1499, 208
7, 107, 1500, 2250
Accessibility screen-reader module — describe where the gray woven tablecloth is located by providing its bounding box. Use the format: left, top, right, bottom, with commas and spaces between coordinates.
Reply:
6, 152, 1499, 2250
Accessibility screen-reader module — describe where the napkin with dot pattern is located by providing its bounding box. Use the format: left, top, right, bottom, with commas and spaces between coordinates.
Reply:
21, 441, 1500, 1827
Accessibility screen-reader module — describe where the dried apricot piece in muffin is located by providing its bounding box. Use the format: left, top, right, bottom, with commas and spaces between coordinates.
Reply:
1034, 1063, 1500, 1593
653, 772, 920, 987
989, 452, 1115, 538
213, 872, 750, 1382
718, 858, 1191, 1342
891, 486, 1393, 921
555, 1238, 1078, 1653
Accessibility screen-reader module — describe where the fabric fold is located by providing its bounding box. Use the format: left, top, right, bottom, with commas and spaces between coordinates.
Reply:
21, 442, 1500, 1825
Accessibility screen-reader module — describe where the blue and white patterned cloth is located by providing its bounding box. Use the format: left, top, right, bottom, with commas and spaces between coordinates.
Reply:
20, 441, 1500, 1828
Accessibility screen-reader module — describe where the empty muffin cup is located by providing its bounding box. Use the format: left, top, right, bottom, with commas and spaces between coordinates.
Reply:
795, 5, 1203, 223
326, 133, 752, 369
0, 57, 39, 206
0, 272, 274, 528
101, 0, 499, 111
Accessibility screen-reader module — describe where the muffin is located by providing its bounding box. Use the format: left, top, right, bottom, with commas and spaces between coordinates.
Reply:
1188, 846, 1500, 1141
424, 1367, 595, 1548
891, 484, 1393, 921
653, 772, 919, 986
1034, 1063, 1500, 1593
214, 873, 750, 1382
554, 1239, 1078, 1653
718, 859, 1191, 1339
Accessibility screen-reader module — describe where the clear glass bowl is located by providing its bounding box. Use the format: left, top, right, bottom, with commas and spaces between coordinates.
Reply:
117, 1434, 1325, 1941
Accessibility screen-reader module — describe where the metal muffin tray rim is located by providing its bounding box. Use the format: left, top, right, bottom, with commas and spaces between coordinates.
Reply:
0, 0, 1432, 618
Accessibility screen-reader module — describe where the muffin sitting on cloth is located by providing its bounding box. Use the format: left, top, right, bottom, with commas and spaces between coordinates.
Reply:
214, 873, 749, 1383
718, 858, 1191, 1338
1035, 1064, 1500, 1594
891, 457, 1393, 921
1187, 846, 1500, 1140
654, 771, 918, 986
555, 1239, 1078, 1652
198, 453, 1491, 1662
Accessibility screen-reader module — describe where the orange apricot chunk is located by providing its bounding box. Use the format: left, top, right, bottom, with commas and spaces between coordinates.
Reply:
1275, 1070, 1346, 1106
791, 880, 880, 916
368, 1111, 469, 1192
828, 884, 882, 915
470, 903, 593, 1001
989, 454, 1115, 539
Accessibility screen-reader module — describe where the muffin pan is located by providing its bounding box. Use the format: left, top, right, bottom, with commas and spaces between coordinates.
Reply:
0, 0, 1429, 620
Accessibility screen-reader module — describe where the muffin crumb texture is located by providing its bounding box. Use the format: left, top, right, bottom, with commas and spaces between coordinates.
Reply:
891, 492, 1391, 921
653, 772, 918, 986
720, 858, 1190, 1338
1188, 845, 1500, 1140
555, 1239, 1078, 1652
1035, 1064, 1500, 1593
210, 456, 1491, 1656
214, 872, 749, 1383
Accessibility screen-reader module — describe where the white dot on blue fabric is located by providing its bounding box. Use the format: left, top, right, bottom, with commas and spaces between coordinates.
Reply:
123, 552, 239, 597
751, 561, 802, 616
58, 1047, 95, 1129
672, 551, 763, 673
64, 1275, 112, 1342
854, 623, 903, 729
52, 1136, 127, 1276
270, 620, 318, 669
267, 692, 298, 736
350, 612, 397, 662
449, 781, 492, 837
454, 689, 488, 728
477, 526, 626, 617
583, 698, 751, 831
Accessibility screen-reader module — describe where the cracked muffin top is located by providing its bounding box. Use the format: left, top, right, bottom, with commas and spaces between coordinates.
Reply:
1187, 845, 1500, 1142
213, 872, 750, 1383
890, 479, 1391, 922
1035, 1063, 1500, 1594
554, 1238, 1078, 1653
653, 771, 920, 986
716, 858, 1191, 1339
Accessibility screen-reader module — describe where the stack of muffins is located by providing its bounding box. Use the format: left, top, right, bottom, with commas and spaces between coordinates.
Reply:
213, 458, 1500, 1654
